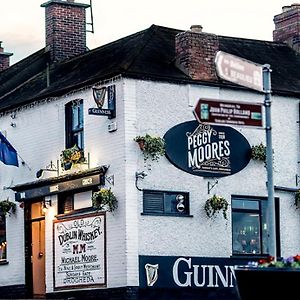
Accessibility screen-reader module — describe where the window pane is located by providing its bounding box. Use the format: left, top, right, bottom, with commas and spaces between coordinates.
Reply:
232, 211, 261, 254
232, 199, 259, 210
0, 214, 6, 260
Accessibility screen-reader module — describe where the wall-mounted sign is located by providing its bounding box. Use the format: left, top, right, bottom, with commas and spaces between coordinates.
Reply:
53, 213, 106, 290
88, 85, 116, 119
164, 121, 251, 177
139, 255, 248, 300
194, 98, 263, 127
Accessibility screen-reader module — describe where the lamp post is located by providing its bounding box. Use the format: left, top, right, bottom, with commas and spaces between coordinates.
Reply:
263, 64, 276, 260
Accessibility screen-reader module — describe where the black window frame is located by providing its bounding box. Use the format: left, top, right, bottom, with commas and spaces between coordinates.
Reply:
57, 192, 74, 215
142, 189, 191, 217
65, 99, 84, 150
231, 195, 280, 257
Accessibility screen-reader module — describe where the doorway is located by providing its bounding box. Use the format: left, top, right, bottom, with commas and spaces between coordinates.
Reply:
25, 201, 46, 298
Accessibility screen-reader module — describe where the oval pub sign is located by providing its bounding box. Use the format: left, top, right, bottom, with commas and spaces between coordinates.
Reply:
164, 121, 251, 177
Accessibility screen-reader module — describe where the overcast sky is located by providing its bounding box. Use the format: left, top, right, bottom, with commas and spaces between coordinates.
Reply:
0, 0, 295, 65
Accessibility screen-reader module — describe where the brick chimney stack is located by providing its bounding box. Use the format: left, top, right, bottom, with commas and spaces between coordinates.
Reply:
273, 4, 300, 52
0, 42, 13, 72
41, 0, 90, 63
175, 25, 219, 81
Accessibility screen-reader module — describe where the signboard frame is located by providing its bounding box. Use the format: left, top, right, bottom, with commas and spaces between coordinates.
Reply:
193, 98, 263, 127
53, 212, 106, 290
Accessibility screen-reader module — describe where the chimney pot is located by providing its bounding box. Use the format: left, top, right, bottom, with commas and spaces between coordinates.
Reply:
190, 25, 203, 33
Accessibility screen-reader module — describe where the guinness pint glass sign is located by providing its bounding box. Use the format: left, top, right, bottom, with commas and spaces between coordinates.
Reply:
164, 121, 251, 177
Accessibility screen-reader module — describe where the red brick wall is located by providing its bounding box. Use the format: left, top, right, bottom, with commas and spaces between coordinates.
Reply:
0, 46, 12, 71
44, 1, 87, 62
273, 4, 300, 52
175, 30, 219, 81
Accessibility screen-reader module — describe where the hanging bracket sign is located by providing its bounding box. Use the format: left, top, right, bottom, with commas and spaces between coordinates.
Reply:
88, 85, 116, 118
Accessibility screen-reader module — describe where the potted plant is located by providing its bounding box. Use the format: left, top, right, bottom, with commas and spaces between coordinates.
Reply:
204, 194, 229, 219
134, 134, 165, 162
92, 188, 118, 212
251, 143, 266, 161
234, 255, 300, 300
60, 145, 85, 170
0, 199, 16, 216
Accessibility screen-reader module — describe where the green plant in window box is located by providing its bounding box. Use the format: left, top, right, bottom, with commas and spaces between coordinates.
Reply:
204, 194, 229, 220
134, 134, 165, 162
60, 145, 85, 170
92, 188, 118, 212
251, 143, 266, 161
0, 198, 16, 216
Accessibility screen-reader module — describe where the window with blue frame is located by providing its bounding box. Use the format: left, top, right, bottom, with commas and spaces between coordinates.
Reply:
65, 99, 84, 149
232, 196, 280, 256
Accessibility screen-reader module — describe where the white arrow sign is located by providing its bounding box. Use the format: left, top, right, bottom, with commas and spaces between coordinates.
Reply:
215, 51, 264, 92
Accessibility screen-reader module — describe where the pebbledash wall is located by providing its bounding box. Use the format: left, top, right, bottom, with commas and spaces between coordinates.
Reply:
1, 74, 300, 299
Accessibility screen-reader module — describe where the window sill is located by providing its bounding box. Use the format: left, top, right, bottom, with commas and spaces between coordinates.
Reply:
0, 260, 8, 265
141, 213, 193, 217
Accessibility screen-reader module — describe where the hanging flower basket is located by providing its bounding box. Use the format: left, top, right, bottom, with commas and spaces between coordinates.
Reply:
0, 199, 16, 216
60, 145, 85, 170
92, 188, 118, 212
204, 194, 229, 219
251, 143, 266, 161
134, 134, 165, 162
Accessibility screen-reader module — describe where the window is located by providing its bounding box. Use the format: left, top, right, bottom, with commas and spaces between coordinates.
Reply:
232, 196, 279, 256
58, 193, 74, 215
0, 214, 6, 261
65, 99, 84, 149
143, 190, 190, 216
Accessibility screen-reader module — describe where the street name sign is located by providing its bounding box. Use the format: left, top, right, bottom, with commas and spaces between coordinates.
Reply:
215, 51, 264, 92
194, 98, 263, 127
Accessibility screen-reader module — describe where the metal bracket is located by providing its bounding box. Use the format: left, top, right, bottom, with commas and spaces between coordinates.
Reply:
208, 180, 218, 194
105, 175, 114, 186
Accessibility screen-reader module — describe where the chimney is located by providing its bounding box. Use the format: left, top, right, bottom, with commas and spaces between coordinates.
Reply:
0, 42, 13, 71
175, 25, 219, 81
41, 0, 90, 63
273, 4, 300, 52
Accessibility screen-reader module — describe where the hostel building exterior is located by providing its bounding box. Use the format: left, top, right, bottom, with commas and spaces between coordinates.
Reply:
0, 1, 300, 299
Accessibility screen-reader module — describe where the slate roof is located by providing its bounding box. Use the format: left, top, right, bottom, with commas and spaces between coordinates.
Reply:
0, 24, 300, 112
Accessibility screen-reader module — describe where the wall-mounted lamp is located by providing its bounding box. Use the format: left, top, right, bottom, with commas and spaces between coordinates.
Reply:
176, 194, 185, 212
42, 196, 52, 213
36, 160, 59, 178
135, 171, 148, 191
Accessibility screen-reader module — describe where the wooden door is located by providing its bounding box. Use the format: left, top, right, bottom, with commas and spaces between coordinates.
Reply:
30, 202, 46, 298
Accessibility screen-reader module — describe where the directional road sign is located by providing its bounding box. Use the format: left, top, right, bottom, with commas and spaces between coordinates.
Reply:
215, 51, 264, 92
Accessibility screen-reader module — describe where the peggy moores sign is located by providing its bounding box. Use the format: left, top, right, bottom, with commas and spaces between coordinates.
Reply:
164, 121, 251, 177
53, 213, 106, 290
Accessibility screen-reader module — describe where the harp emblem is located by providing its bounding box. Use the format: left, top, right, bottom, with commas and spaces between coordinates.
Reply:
145, 263, 159, 286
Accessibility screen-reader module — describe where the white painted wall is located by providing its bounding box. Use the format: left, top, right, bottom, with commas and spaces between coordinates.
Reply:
0, 75, 299, 291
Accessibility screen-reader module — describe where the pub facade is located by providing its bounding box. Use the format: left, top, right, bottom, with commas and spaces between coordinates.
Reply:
0, 1, 299, 299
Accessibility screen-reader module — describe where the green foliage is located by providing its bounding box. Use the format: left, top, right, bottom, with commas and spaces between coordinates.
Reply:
251, 143, 266, 161
134, 134, 165, 161
92, 189, 118, 212
204, 194, 229, 220
0, 199, 16, 216
60, 145, 85, 168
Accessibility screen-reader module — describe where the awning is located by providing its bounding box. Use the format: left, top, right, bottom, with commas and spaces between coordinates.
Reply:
11, 166, 108, 201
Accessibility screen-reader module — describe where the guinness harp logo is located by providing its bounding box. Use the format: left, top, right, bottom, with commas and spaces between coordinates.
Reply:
145, 263, 159, 286
92, 87, 106, 108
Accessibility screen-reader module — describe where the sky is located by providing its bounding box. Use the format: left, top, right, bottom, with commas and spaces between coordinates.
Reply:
0, 0, 296, 65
